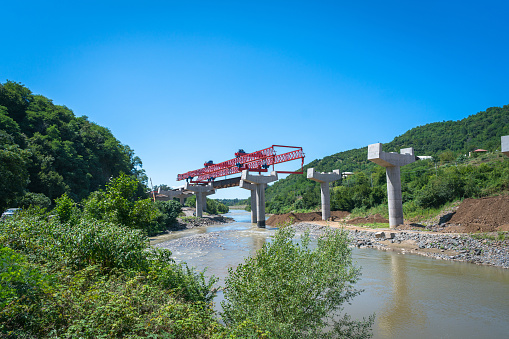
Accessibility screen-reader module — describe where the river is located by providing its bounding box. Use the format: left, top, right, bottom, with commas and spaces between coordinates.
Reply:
152, 210, 509, 338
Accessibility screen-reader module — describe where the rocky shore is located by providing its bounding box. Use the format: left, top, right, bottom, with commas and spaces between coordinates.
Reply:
173, 215, 234, 230
291, 222, 509, 269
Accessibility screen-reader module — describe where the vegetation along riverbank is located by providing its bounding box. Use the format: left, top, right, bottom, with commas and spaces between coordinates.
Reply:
271, 194, 509, 268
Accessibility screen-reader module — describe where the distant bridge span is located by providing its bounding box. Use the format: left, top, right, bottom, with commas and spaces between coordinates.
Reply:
154, 146, 305, 227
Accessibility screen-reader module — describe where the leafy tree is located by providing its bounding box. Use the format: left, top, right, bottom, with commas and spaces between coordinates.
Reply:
53, 193, 79, 223
206, 199, 229, 214
18, 192, 51, 210
0, 140, 29, 213
0, 80, 146, 205
83, 173, 158, 233
153, 200, 182, 228
221, 226, 374, 338
185, 195, 197, 208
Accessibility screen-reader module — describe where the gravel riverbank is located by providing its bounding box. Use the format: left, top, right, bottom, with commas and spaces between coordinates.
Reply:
291, 222, 509, 269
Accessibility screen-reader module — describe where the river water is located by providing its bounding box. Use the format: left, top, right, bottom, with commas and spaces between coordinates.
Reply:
152, 210, 509, 338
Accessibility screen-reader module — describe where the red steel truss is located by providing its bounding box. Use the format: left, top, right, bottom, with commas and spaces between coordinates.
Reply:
177, 145, 305, 183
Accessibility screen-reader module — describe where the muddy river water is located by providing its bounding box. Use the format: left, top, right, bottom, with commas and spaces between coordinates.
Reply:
152, 210, 509, 338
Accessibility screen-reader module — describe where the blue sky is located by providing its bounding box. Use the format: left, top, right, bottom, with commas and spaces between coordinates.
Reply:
2, 1, 508, 199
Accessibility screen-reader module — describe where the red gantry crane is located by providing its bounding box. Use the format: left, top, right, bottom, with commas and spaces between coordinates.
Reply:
177, 145, 305, 184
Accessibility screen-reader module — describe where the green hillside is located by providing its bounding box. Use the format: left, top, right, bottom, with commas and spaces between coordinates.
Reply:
265, 105, 509, 215
0, 81, 145, 212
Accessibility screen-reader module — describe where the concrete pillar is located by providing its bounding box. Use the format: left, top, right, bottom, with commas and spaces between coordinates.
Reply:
307, 168, 342, 220
368, 143, 416, 228
201, 190, 216, 212
255, 183, 266, 227
502, 135, 509, 157
239, 180, 257, 224
179, 196, 185, 205
241, 170, 278, 227
184, 183, 214, 218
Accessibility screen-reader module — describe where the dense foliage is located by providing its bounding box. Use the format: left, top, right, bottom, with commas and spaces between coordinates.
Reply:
1, 210, 373, 337
185, 196, 229, 215
266, 105, 509, 215
51, 173, 181, 236
0, 210, 219, 338
0, 81, 145, 213
215, 198, 248, 207
221, 226, 374, 338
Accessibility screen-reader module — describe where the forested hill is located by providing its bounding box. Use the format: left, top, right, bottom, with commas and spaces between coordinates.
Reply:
265, 105, 509, 213
0, 81, 144, 211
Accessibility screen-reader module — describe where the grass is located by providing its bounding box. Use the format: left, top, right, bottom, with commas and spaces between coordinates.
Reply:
180, 216, 200, 222
356, 223, 390, 229
348, 199, 465, 226
470, 231, 508, 241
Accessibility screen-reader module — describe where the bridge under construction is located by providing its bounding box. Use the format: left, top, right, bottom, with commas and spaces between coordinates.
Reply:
154, 145, 305, 227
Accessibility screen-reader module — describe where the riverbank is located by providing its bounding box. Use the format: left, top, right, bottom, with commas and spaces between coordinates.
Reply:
149, 213, 234, 245
291, 222, 509, 268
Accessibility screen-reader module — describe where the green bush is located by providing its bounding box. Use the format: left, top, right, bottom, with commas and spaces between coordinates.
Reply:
221, 226, 374, 338
83, 173, 159, 234
152, 200, 182, 233
206, 199, 229, 214
17, 192, 51, 210
0, 247, 51, 309
0, 211, 220, 338
53, 193, 79, 223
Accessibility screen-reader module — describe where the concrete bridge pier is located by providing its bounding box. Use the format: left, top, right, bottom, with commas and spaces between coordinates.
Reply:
368, 143, 416, 228
184, 183, 214, 218
307, 168, 342, 220
502, 135, 509, 157
241, 170, 278, 227
201, 190, 216, 212
239, 180, 257, 224
157, 187, 191, 206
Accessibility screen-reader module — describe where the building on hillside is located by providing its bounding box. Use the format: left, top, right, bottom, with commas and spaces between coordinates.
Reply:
469, 149, 488, 157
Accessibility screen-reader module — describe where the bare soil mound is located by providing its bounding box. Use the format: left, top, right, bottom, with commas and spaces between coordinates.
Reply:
346, 214, 389, 225
441, 195, 509, 233
266, 211, 350, 226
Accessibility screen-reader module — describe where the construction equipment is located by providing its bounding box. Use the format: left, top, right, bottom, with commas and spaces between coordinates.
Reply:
177, 145, 305, 183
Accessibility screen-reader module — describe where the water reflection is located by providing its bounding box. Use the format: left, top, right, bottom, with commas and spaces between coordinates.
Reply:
250, 232, 266, 254
378, 254, 426, 338
153, 211, 509, 339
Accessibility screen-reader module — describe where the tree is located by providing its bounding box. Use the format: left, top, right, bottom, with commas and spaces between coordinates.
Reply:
83, 173, 159, 233
221, 226, 374, 338
0, 139, 29, 212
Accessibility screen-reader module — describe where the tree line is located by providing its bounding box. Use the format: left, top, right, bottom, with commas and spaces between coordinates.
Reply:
0, 81, 145, 213
265, 105, 509, 216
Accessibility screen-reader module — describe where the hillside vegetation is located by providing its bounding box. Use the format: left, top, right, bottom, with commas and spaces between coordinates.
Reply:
265, 105, 509, 216
0, 81, 145, 212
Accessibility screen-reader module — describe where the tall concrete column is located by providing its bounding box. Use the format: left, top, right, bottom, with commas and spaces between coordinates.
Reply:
241, 170, 278, 227
201, 190, 216, 212
239, 180, 257, 224
368, 143, 416, 228
307, 168, 342, 220
179, 196, 186, 205
184, 183, 214, 218
255, 183, 267, 226
502, 135, 509, 157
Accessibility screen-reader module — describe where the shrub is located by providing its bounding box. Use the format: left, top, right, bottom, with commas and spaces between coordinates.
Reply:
151, 200, 182, 233
221, 226, 374, 338
83, 173, 159, 234
0, 211, 220, 338
53, 193, 79, 223
17, 192, 51, 210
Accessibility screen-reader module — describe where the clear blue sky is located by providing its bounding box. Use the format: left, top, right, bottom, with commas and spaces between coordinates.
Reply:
2, 1, 508, 199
